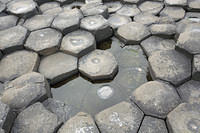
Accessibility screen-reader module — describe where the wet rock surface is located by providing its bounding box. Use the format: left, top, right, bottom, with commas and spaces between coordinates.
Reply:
0, 0, 199, 132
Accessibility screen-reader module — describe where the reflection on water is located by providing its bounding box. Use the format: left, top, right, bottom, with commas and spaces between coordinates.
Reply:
52, 37, 149, 116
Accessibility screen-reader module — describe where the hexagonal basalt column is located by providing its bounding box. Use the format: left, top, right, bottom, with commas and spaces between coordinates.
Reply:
25, 28, 62, 56
138, 116, 168, 133
11, 102, 61, 133
60, 30, 96, 57
167, 103, 200, 133
148, 50, 192, 86
7, 0, 38, 18
150, 24, 176, 37
108, 14, 132, 30
23, 15, 54, 31
104, 2, 122, 14
39, 52, 78, 85
177, 30, 200, 55
58, 112, 99, 133
95, 101, 144, 133
139, 1, 164, 15
1, 72, 51, 111
0, 15, 18, 31
177, 80, 200, 103
79, 50, 118, 81
51, 9, 82, 35
80, 15, 113, 42
116, 4, 140, 17
131, 81, 181, 119
0, 25, 28, 54
116, 22, 150, 45
164, 0, 187, 6
0, 50, 39, 82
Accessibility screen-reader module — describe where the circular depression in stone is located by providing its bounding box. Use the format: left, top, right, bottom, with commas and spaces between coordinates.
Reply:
61, 30, 96, 57
79, 50, 118, 81
97, 85, 114, 99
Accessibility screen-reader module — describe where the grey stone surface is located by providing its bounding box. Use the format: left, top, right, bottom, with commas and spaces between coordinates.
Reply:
0, 129, 4, 133
60, 30, 96, 57
23, 15, 54, 31
80, 15, 113, 42
116, 4, 140, 17
138, 116, 168, 133
85, 0, 102, 4
108, 14, 131, 30
139, 1, 164, 15
95, 101, 144, 133
1, 72, 51, 111
104, 2, 122, 13
131, 81, 181, 118
40, 2, 60, 12
7, 0, 38, 18
122, 0, 139, 4
164, 0, 187, 6
43, 98, 74, 123
160, 6, 185, 21
141, 36, 175, 57
149, 50, 191, 86
11, 102, 61, 133
79, 50, 118, 81
177, 80, 200, 103
80, 3, 108, 18
134, 13, 160, 26
0, 50, 39, 82
0, 25, 28, 54
116, 22, 150, 45
150, 24, 176, 37
167, 103, 200, 133
0, 101, 15, 133
51, 9, 82, 34
0, 15, 18, 31
0, 1, 5, 13
188, 0, 200, 10
63, 2, 84, 10
25, 28, 62, 56
39, 52, 78, 85
177, 30, 200, 55
58, 112, 99, 133
192, 54, 200, 81
43, 7, 63, 16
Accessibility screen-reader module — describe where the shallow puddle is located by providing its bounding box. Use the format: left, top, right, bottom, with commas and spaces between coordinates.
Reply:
52, 38, 149, 116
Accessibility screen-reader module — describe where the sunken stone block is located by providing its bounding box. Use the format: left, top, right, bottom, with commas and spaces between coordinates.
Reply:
43, 98, 74, 123
7, 0, 38, 18
177, 80, 200, 103
80, 15, 113, 42
0, 15, 18, 31
0, 50, 39, 82
167, 103, 200, 133
0, 101, 15, 133
148, 50, 191, 86
1, 72, 51, 111
11, 102, 61, 133
79, 50, 118, 81
95, 101, 144, 133
177, 30, 200, 55
131, 81, 181, 118
23, 15, 54, 31
116, 22, 150, 45
138, 116, 168, 133
25, 28, 62, 56
60, 30, 96, 57
0, 25, 28, 54
58, 112, 99, 133
39, 52, 78, 85
192, 54, 200, 81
